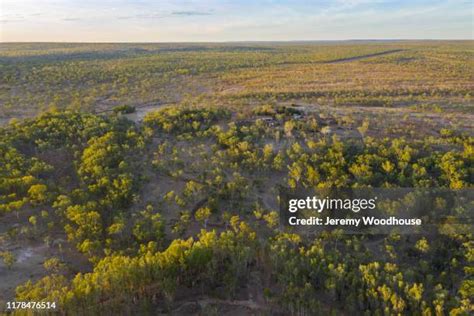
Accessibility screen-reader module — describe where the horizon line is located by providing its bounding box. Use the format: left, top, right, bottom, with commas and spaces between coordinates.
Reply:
1, 38, 473, 44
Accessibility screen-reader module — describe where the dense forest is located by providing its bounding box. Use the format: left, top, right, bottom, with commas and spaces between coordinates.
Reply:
0, 42, 472, 314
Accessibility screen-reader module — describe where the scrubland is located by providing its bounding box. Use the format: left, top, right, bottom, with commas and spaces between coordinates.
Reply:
0, 41, 472, 314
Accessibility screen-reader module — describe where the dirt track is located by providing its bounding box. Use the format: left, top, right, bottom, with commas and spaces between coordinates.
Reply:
326, 49, 405, 63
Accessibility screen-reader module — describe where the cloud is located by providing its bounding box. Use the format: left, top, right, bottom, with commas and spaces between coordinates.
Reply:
0, 16, 25, 23
115, 13, 163, 20
114, 10, 212, 21
171, 11, 212, 16
137, 13, 163, 19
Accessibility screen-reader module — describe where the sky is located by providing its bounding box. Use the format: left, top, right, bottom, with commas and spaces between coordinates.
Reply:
0, 0, 472, 42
